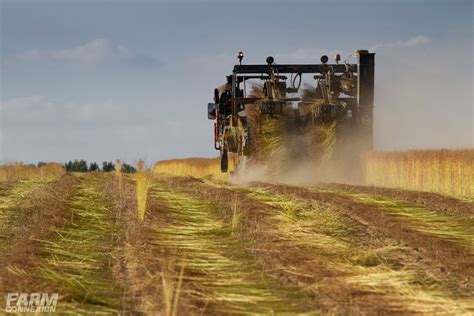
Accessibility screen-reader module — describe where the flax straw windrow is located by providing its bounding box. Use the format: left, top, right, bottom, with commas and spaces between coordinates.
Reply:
38, 175, 123, 313
300, 85, 337, 164
147, 181, 316, 314
246, 84, 338, 173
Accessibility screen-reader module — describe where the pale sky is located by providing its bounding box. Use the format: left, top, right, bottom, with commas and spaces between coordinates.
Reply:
1, 0, 472, 163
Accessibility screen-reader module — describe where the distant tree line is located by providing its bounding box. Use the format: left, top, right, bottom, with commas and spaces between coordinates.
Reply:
63, 160, 136, 173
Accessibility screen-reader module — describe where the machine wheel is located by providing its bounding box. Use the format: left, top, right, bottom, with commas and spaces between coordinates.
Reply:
221, 148, 228, 172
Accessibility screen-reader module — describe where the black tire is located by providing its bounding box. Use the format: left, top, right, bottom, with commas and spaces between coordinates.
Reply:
221, 148, 228, 172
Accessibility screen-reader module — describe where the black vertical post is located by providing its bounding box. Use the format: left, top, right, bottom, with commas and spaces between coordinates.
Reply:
357, 50, 375, 151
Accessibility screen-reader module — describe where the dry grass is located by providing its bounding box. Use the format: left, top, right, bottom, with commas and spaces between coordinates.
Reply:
364, 149, 473, 199
154, 157, 236, 179
161, 259, 185, 316
115, 159, 122, 177
0, 162, 65, 182
136, 160, 151, 221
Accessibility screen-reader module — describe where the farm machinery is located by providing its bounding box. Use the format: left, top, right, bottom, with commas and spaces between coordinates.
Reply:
207, 50, 375, 173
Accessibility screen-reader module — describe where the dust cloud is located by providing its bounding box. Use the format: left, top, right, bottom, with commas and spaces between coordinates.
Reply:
231, 134, 362, 186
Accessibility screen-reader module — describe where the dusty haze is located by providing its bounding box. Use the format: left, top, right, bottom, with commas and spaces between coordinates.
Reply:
374, 40, 472, 150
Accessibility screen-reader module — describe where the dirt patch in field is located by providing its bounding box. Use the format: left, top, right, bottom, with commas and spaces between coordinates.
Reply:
259, 183, 474, 280
0, 175, 78, 301
318, 183, 474, 217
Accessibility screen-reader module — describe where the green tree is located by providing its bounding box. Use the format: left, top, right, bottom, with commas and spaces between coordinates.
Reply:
89, 162, 100, 172
121, 162, 136, 173
64, 159, 89, 172
64, 161, 72, 172
102, 161, 115, 172
71, 160, 80, 171
78, 160, 88, 172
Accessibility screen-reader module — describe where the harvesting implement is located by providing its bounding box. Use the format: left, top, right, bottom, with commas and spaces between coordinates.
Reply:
207, 51, 375, 173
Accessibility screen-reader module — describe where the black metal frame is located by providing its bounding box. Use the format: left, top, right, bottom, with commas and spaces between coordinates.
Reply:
233, 63, 351, 74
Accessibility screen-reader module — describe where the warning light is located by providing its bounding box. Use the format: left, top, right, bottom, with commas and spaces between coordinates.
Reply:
237, 51, 244, 64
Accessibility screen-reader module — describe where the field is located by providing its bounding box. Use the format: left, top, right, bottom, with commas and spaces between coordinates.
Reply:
0, 153, 473, 315
364, 150, 473, 199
